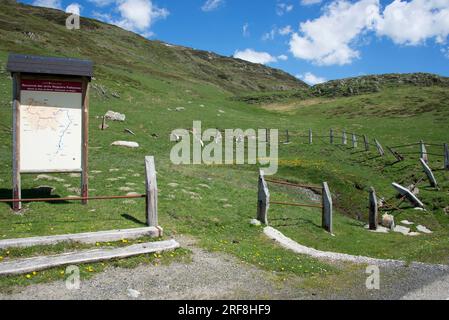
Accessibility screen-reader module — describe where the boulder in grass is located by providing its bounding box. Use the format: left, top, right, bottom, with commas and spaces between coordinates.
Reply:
381, 214, 395, 230
105, 110, 126, 122
111, 141, 139, 148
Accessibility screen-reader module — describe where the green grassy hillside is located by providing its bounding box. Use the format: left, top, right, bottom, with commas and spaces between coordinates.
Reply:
0, 0, 448, 289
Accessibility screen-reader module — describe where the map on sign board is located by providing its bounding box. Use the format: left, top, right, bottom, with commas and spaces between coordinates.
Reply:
19, 79, 83, 172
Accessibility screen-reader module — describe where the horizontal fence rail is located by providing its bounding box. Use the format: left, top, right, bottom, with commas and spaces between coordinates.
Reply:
0, 194, 146, 203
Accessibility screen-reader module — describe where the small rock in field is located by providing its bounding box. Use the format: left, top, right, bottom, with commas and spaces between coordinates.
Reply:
416, 225, 433, 234
393, 225, 411, 235
91, 170, 102, 174
223, 204, 232, 208
198, 184, 211, 189
400, 220, 414, 225
414, 207, 425, 211
111, 141, 139, 148
69, 173, 80, 178
407, 232, 421, 236
168, 183, 179, 188
381, 214, 395, 230
250, 219, 261, 226
109, 168, 120, 172
364, 225, 389, 233
127, 289, 141, 299
105, 110, 126, 122
407, 185, 420, 196
175, 107, 185, 112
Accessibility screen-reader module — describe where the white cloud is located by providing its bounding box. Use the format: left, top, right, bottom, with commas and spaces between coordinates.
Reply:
113, 0, 169, 33
262, 28, 277, 41
276, 2, 294, 16
277, 54, 288, 61
376, 0, 449, 45
297, 72, 327, 85
202, 0, 225, 12
243, 23, 250, 37
289, 0, 381, 66
32, 0, 61, 9
279, 25, 293, 36
442, 47, 449, 59
300, 0, 323, 5
65, 3, 81, 15
233, 49, 278, 65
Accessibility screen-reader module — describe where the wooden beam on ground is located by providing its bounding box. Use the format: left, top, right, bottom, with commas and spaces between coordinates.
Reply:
0, 227, 162, 250
374, 139, 385, 156
420, 140, 428, 163
0, 239, 179, 276
420, 158, 438, 188
387, 146, 404, 162
257, 169, 270, 225
392, 182, 425, 208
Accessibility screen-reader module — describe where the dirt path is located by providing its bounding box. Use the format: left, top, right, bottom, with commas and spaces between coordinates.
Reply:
1, 236, 448, 300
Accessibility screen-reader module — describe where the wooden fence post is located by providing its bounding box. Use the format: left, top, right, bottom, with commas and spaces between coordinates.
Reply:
12, 73, 21, 212
369, 187, 378, 230
285, 130, 289, 144
374, 139, 385, 156
322, 182, 333, 233
363, 135, 369, 152
145, 156, 158, 227
342, 130, 347, 145
445, 143, 449, 171
420, 158, 438, 188
420, 140, 428, 163
265, 128, 269, 144
330, 129, 334, 144
257, 169, 270, 225
309, 128, 313, 145
352, 133, 357, 148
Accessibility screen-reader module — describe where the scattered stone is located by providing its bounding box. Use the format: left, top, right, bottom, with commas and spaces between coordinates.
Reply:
119, 187, 133, 192
198, 184, 211, 189
364, 225, 389, 233
407, 232, 421, 237
63, 184, 71, 188
250, 219, 262, 226
132, 173, 140, 177
168, 183, 179, 188
91, 170, 102, 174
69, 173, 80, 178
417, 225, 433, 234
414, 207, 425, 211
218, 110, 225, 113
109, 169, 120, 172
111, 141, 139, 148
407, 185, 420, 196
400, 220, 414, 225
175, 107, 185, 112
107, 178, 119, 181
127, 288, 141, 298
223, 204, 233, 208
105, 110, 125, 122
34, 174, 65, 182
393, 225, 411, 235
381, 214, 395, 230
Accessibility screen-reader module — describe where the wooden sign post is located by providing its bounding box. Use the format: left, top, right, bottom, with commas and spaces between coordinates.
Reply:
7, 54, 93, 212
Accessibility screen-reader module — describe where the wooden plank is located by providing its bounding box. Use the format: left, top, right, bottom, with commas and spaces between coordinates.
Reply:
0, 227, 162, 250
12, 73, 21, 212
0, 240, 179, 276
257, 169, 270, 225
363, 135, 369, 151
420, 158, 438, 188
322, 182, 333, 233
369, 187, 378, 230
374, 139, 385, 156
81, 78, 89, 205
420, 140, 428, 163
145, 156, 158, 227
392, 182, 425, 208
445, 143, 449, 171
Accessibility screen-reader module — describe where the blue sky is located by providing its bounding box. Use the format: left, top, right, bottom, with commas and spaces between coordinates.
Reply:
22, 0, 449, 84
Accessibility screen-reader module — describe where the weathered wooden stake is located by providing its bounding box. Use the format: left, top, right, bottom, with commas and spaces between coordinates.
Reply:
257, 169, 270, 225
363, 135, 369, 151
352, 133, 357, 148
330, 128, 334, 144
369, 187, 378, 230
342, 130, 347, 145
12, 73, 21, 212
265, 128, 269, 144
101, 116, 106, 130
374, 139, 385, 156
285, 130, 289, 143
81, 78, 89, 205
387, 146, 404, 162
145, 156, 158, 227
322, 182, 333, 233
308, 128, 313, 144
420, 158, 438, 188
420, 140, 428, 163
392, 182, 425, 208
445, 143, 449, 171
